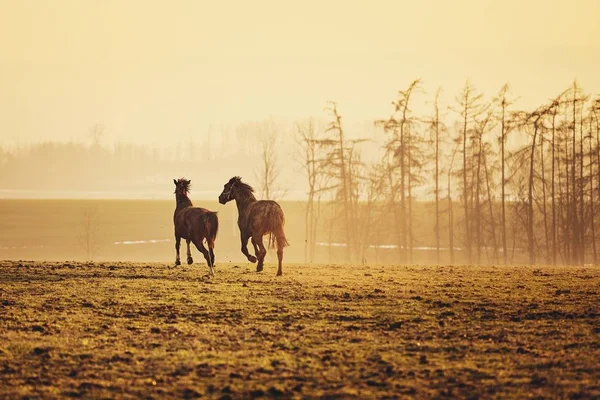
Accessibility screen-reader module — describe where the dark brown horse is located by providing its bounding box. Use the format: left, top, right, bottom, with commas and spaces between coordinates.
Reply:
173, 178, 218, 276
218, 176, 289, 276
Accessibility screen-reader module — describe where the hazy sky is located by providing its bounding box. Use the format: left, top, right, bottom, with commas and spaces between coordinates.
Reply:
1, 0, 598, 146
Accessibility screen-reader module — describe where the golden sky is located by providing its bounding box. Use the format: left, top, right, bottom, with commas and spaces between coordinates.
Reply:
1, 0, 598, 146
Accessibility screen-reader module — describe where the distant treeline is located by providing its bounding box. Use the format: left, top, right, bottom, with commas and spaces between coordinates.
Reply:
0, 121, 297, 196
0, 140, 248, 194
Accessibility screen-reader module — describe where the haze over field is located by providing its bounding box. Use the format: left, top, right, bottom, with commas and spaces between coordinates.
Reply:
1, 0, 598, 147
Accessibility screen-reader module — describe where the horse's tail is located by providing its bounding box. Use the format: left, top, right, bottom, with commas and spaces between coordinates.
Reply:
203, 211, 219, 249
267, 207, 289, 250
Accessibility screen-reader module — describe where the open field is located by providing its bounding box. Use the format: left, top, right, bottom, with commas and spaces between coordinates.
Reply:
1, 261, 599, 399
0, 199, 531, 266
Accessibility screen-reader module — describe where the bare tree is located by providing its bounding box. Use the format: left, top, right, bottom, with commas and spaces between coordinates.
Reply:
428, 89, 446, 263
89, 124, 105, 146
472, 108, 496, 264
79, 207, 99, 261
453, 81, 484, 263
256, 123, 286, 201
494, 84, 517, 264
317, 102, 369, 262
549, 95, 563, 265
295, 118, 328, 263
587, 107, 597, 265
325, 102, 353, 261
377, 79, 422, 263
447, 142, 461, 264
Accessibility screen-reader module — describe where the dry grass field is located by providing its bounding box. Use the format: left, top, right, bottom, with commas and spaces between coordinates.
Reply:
1, 261, 599, 398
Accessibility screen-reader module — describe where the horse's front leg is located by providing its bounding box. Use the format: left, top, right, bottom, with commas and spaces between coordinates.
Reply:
241, 234, 257, 263
175, 236, 181, 266
186, 239, 193, 265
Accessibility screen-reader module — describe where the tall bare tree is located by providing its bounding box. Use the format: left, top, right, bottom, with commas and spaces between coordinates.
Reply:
494, 84, 516, 264
453, 81, 484, 263
256, 123, 286, 201
377, 79, 422, 263
428, 89, 446, 263
296, 119, 328, 263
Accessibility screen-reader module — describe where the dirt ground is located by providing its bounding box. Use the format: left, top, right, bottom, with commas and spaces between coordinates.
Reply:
0, 261, 599, 399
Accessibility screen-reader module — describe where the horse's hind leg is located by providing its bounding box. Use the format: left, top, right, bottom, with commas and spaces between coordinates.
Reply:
255, 236, 267, 273
186, 239, 193, 265
193, 239, 214, 276
209, 247, 215, 268
175, 236, 181, 266
276, 244, 283, 277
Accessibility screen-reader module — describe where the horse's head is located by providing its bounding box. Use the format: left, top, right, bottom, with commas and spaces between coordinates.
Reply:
218, 176, 240, 204
173, 178, 191, 196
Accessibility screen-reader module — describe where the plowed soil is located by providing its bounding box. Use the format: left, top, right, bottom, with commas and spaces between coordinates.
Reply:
1, 261, 599, 398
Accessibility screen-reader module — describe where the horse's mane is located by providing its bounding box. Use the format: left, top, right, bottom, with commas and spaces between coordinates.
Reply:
176, 178, 191, 195
231, 176, 254, 194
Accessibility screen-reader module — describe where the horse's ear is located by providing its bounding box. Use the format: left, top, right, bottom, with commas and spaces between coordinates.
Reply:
235, 176, 242, 182
186, 179, 191, 184
173, 179, 177, 185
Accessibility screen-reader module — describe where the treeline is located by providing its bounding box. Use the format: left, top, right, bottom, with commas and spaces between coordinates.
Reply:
298, 81, 600, 266
0, 122, 293, 195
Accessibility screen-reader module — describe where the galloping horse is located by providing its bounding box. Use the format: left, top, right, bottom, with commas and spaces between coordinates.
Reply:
218, 176, 289, 276
173, 178, 219, 276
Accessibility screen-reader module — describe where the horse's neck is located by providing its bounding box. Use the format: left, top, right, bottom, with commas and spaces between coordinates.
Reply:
235, 193, 256, 217
176, 194, 193, 209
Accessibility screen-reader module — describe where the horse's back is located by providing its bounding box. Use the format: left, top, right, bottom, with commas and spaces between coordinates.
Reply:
246, 200, 285, 233
174, 206, 215, 238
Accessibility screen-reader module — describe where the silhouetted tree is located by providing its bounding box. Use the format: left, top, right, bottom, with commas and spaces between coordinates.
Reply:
493, 84, 517, 264
377, 79, 422, 263
295, 119, 329, 262
256, 122, 286, 200
453, 81, 484, 263
79, 207, 99, 261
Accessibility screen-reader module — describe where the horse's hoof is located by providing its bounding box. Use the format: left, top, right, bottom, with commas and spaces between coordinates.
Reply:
256, 265, 263, 272
248, 255, 257, 263
187, 257, 193, 265
276, 271, 282, 276
175, 260, 181, 266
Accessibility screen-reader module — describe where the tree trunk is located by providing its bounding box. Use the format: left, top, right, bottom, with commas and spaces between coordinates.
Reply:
589, 116, 597, 265
551, 107, 557, 265
565, 134, 572, 263
541, 130, 549, 263
528, 122, 539, 265
571, 82, 579, 265
501, 99, 508, 264
579, 103, 585, 265
407, 127, 413, 264
448, 182, 455, 265
434, 97, 441, 264
475, 128, 482, 264
483, 151, 499, 262
462, 97, 471, 263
